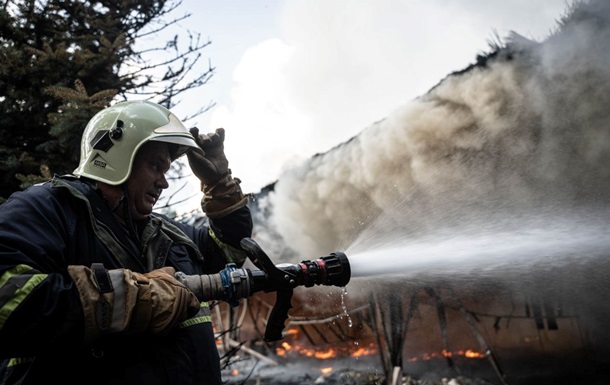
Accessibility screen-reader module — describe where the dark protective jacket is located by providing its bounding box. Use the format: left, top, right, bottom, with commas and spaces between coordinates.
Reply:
0, 176, 253, 385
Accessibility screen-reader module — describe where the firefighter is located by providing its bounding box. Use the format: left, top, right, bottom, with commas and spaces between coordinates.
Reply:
0, 100, 252, 384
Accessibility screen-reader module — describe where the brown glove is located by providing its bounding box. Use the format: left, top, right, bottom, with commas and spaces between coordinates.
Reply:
68, 264, 200, 343
187, 127, 248, 218
187, 127, 229, 186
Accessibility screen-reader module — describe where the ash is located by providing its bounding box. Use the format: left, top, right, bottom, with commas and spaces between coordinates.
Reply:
222, 357, 494, 385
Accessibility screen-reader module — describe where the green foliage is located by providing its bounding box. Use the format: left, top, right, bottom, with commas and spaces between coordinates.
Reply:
43, 79, 117, 169
0, 0, 214, 201
15, 163, 53, 191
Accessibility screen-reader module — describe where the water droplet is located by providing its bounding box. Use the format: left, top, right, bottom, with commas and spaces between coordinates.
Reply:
340, 287, 353, 328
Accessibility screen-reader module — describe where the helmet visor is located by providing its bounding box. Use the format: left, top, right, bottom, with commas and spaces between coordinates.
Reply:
149, 113, 198, 159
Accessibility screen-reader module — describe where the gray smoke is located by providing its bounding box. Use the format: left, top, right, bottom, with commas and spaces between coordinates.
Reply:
250, 0, 610, 273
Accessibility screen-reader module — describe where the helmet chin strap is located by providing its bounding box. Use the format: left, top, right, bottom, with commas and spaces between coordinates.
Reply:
121, 183, 140, 242
110, 194, 126, 213
117, 184, 142, 247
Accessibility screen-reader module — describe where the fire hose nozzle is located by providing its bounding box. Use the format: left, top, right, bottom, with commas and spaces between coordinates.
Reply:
239, 237, 351, 342
270, 251, 350, 290
175, 238, 351, 342
239, 237, 351, 293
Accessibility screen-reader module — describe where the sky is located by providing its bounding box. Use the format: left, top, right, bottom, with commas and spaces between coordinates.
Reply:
159, 0, 570, 214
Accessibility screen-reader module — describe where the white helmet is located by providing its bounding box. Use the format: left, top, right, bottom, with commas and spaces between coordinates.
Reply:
73, 100, 198, 185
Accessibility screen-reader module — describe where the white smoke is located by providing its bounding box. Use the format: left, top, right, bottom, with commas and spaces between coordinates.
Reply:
252, 0, 610, 266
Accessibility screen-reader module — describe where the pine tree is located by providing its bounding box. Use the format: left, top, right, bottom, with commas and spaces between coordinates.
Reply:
0, 0, 214, 202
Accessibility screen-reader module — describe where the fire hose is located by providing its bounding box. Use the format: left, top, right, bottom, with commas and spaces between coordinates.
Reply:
176, 237, 351, 341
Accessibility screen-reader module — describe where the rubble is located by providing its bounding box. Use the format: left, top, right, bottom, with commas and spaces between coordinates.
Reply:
221, 354, 501, 385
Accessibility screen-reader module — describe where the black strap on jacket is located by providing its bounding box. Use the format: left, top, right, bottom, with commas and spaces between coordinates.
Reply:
91, 263, 113, 293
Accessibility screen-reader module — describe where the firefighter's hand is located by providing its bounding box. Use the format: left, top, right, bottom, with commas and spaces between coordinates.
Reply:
187, 127, 230, 186
68, 265, 200, 342
130, 267, 201, 334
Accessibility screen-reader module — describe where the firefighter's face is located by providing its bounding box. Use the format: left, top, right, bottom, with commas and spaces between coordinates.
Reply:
126, 142, 171, 220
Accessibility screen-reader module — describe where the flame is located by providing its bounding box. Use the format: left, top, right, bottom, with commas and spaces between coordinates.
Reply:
291, 347, 337, 359
314, 349, 336, 359
276, 339, 378, 359
351, 345, 378, 357
273, 324, 380, 359
272, 331, 482, 363
407, 349, 486, 362
464, 349, 485, 358
320, 367, 333, 374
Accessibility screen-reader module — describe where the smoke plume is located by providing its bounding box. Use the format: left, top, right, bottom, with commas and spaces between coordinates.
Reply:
250, 0, 610, 271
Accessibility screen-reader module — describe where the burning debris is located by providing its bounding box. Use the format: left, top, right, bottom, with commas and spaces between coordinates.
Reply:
213, 267, 599, 384
222, 359, 498, 385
